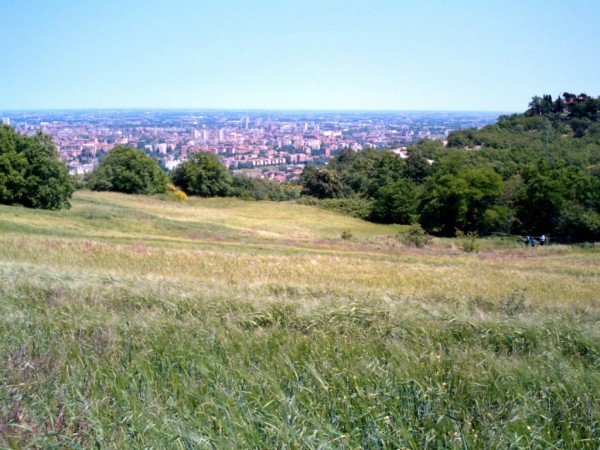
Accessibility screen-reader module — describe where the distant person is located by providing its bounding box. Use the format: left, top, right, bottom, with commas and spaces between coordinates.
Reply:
531, 238, 537, 247
540, 234, 546, 246
525, 235, 531, 246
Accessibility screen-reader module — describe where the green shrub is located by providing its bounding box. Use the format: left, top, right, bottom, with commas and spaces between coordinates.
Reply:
295, 196, 319, 206
0, 125, 75, 209
320, 197, 373, 219
86, 145, 168, 195
456, 229, 481, 253
300, 165, 348, 199
171, 152, 232, 197
399, 224, 432, 248
229, 176, 300, 201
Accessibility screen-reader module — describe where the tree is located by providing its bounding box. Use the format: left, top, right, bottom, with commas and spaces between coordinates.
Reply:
515, 161, 600, 241
171, 152, 232, 197
404, 152, 431, 184
369, 178, 418, 224
327, 149, 409, 197
86, 145, 168, 195
0, 125, 75, 209
300, 165, 347, 199
327, 148, 374, 194
229, 175, 299, 201
419, 166, 507, 235
527, 96, 543, 116
364, 151, 406, 198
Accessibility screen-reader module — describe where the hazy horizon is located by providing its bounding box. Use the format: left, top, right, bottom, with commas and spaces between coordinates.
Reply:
1, 107, 511, 114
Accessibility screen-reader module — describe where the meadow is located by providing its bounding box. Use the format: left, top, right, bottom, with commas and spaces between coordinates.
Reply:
1, 191, 599, 449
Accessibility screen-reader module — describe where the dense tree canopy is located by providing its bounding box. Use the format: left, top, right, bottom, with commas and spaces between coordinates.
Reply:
0, 125, 75, 209
229, 175, 300, 201
369, 178, 418, 224
86, 145, 168, 195
420, 165, 507, 235
515, 161, 600, 242
171, 152, 232, 197
299, 92, 600, 242
299, 166, 348, 199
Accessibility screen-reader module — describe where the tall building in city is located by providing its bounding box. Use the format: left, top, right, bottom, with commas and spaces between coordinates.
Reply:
1, 117, 10, 125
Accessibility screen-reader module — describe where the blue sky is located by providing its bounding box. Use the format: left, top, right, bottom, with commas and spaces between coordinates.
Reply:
1, 0, 599, 111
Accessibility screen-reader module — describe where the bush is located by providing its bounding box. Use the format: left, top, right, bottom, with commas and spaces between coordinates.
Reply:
340, 230, 353, 240
456, 229, 480, 253
229, 176, 300, 201
300, 165, 348, 199
171, 152, 232, 197
166, 183, 188, 202
320, 197, 373, 219
295, 196, 320, 206
400, 224, 433, 248
0, 125, 75, 209
368, 178, 418, 224
86, 145, 168, 195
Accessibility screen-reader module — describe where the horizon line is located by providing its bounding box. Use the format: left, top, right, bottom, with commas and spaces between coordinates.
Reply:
1, 107, 515, 114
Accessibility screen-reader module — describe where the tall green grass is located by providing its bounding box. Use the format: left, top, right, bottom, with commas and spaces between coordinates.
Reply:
1, 192, 599, 448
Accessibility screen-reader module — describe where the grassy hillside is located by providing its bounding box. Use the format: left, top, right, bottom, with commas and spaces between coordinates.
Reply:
1, 191, 599, 448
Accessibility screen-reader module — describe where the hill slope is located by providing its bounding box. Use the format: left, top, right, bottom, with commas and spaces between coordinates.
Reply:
1, 192, 599, 448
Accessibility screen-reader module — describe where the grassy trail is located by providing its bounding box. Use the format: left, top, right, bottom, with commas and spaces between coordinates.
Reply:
1, 192, 599, 448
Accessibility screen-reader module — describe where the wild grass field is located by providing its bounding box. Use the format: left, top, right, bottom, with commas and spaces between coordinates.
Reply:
1, 191, 599, 449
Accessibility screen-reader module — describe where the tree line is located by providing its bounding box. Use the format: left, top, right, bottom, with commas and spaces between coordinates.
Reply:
1, 92, 599, 242
299, 93, 600, 242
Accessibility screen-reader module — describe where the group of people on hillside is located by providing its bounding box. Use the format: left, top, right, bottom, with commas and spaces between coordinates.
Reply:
524, 234, 546, 247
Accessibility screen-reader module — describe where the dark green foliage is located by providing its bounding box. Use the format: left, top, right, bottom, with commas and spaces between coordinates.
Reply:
407, 138, 445, 160
526, 92, 600, 137
420, 164, 508, 235
369, 178, 418, 224
435, 98, 600, 240
0, 125, 75, 209
364, 151, 407, 198
230, 175, 300, 201
456, 230, 481, 253
446, 128, 478, 148
404, 152, 432, 183
295, 92, 600, 242
303, 196, 373, 220
303, 148, 419, 224
340, 229, 353, 240
589, 164, 600, 180
332, 149, 378, 193
515, 161, 600, 242
399, 223, 432, 247
326, 148, 410, 197
86, 145, 168, 195
300, 165, 348, 199
171, 152, 232, 197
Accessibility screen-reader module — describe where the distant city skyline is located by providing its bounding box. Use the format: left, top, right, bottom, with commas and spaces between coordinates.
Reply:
0, 107, 512, 114
1, 0, 599, 112
7, 109, 500, 179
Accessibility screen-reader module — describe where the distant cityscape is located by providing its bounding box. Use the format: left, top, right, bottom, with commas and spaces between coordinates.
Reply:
0, 110, 502, 182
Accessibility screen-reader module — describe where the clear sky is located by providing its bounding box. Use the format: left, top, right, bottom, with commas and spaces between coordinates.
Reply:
1, 0, 599, 112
